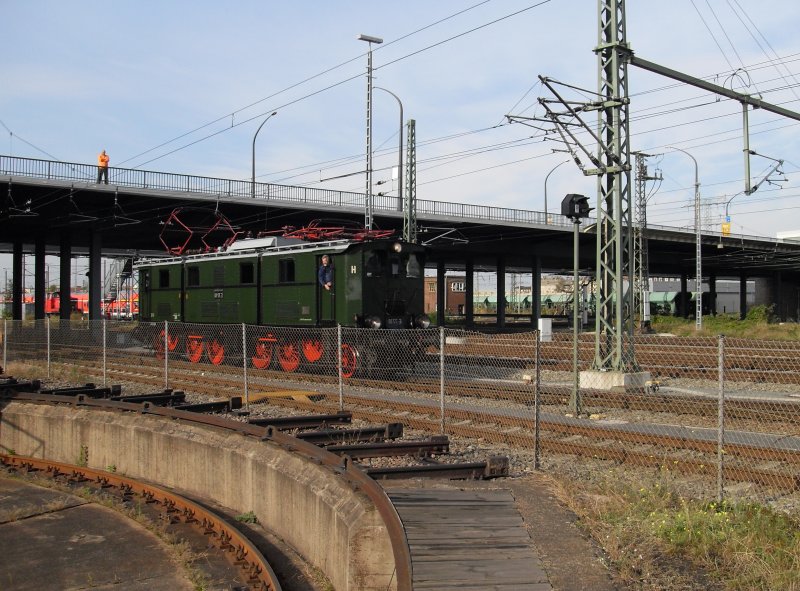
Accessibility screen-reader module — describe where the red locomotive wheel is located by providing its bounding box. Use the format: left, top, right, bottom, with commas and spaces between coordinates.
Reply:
206, 339, 225, 365
154, 338, 165, 360
155, 330, 179, 359
252, 339, 274, 369
277, 341, 300, 373
186, 337, 204, 364
340, 343, 358, 379
301, 339, 324, 363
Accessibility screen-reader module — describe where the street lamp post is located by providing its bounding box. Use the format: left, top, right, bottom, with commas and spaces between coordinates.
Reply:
667, 146, 702, 330
358, 34, 383, 230
543, 159, 569, 223
251, 111, 278, 199
374, 87, 403, 213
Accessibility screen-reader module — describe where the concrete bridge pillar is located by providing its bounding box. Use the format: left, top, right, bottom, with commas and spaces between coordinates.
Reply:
531, 255, 541, 327
59, 233, 71, 320
496, 255, 506, 330
739, 272, 748, 320
89, 231, 102, 320
465, 256, 474, 328
12, 241, 23, 320
436, 260, 445, 327
34, 238, 46, 319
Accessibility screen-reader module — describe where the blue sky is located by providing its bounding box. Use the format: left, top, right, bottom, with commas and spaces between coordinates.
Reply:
2, 0, 800, 242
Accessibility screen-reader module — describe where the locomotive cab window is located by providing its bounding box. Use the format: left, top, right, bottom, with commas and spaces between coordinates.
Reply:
405, 253, 422, 278
366, 251, 385, 277
390, 255, 401, 277
187, 266, 200, 287
279, 259, 295, 283
159, 269, 170, 288
240, 262, 254, 284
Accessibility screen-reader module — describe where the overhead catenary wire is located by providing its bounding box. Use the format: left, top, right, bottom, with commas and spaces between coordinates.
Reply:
118, 0, 550, 171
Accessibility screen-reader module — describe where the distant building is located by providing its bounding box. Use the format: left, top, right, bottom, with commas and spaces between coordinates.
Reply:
424, 275, 566, 315
424, 276, 466, 315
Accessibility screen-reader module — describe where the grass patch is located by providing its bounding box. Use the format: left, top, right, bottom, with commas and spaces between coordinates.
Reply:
651, 305, 800, 340
235, 511, 258, 524
550, 470, 800, 590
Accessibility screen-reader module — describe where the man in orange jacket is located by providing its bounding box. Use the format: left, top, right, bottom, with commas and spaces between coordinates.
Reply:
97, 149, 109, 184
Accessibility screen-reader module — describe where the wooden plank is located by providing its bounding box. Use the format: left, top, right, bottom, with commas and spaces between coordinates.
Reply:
387, 488, 551, 590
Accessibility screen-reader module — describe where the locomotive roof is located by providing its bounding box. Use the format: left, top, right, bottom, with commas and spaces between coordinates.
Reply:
133, 237, 388, 268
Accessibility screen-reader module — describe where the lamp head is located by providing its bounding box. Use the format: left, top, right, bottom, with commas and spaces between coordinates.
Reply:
358, 34, 383, 44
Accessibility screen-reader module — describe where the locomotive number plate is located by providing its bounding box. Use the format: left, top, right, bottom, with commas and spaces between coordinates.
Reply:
386, 317, 403, 328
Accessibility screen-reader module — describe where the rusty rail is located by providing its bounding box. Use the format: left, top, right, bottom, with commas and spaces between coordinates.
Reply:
0, 454, 282, 591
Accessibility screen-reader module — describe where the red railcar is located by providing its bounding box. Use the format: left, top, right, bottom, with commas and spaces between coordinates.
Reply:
44, 292, 89, 316
102, 295, 139, 320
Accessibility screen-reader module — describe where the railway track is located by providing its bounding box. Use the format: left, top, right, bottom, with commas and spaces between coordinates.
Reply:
56, 351, 800, 432
39, 358, 800, 492
442, 333, 800, 384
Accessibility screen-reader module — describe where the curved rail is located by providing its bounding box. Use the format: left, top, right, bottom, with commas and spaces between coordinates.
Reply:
0, 454, 282, 591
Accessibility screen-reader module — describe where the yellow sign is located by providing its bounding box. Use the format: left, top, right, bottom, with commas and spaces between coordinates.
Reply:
721, 222, 731, 237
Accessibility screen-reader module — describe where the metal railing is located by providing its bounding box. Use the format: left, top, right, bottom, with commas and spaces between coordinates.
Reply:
1, 154, 584, 230
3, 154, 788, 244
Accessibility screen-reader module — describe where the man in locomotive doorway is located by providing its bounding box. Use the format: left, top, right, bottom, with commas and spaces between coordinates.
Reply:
318, 255, 333, 291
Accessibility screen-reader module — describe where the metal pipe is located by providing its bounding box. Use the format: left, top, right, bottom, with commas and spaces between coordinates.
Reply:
374, 87, 403, 213
544, 159, 569, 223
570, 219, 581, 416
667, 146, 702, 330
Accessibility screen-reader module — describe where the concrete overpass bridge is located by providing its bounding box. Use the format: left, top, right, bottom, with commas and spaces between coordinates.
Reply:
2, 155, 798, 324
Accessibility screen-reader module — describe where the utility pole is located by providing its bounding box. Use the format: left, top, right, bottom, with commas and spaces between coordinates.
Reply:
633, 152, 661, 330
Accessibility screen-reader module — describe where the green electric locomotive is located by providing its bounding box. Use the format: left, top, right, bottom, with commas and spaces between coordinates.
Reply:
136, 234, 430, 377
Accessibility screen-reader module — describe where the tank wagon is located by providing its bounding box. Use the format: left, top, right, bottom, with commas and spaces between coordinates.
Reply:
136, 234, 430, 377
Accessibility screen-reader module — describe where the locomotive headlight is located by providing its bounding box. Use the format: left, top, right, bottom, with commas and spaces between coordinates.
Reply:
364, 315, 382, 329
414, 315, 431, 329
392, 242, 403, 253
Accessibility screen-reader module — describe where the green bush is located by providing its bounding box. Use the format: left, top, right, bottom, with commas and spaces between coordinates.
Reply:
744, 304, 774, 323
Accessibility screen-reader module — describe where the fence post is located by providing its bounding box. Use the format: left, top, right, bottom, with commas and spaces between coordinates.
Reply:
242, 324, 249, 411
337, 325, 343, 411
164, 321, 169, 389
439, 327, 445, 434
2, 319, 6, 371
534, 329, 541, 470
717, 334, 725, 503
102, 319, 107, 387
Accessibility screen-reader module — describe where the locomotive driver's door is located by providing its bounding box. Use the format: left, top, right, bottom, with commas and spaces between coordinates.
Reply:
318, 255, 336, 325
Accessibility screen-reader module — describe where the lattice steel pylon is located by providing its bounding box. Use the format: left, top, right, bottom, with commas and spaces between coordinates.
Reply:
593, 0, 637, 371
404, 118, 417, 243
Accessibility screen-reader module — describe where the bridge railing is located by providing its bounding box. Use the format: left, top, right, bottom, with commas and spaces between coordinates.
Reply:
3, 154, 787, 242
1, 154, 585, 230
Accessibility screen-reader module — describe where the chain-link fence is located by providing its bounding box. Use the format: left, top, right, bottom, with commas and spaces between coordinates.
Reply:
3, 319, 799, 503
